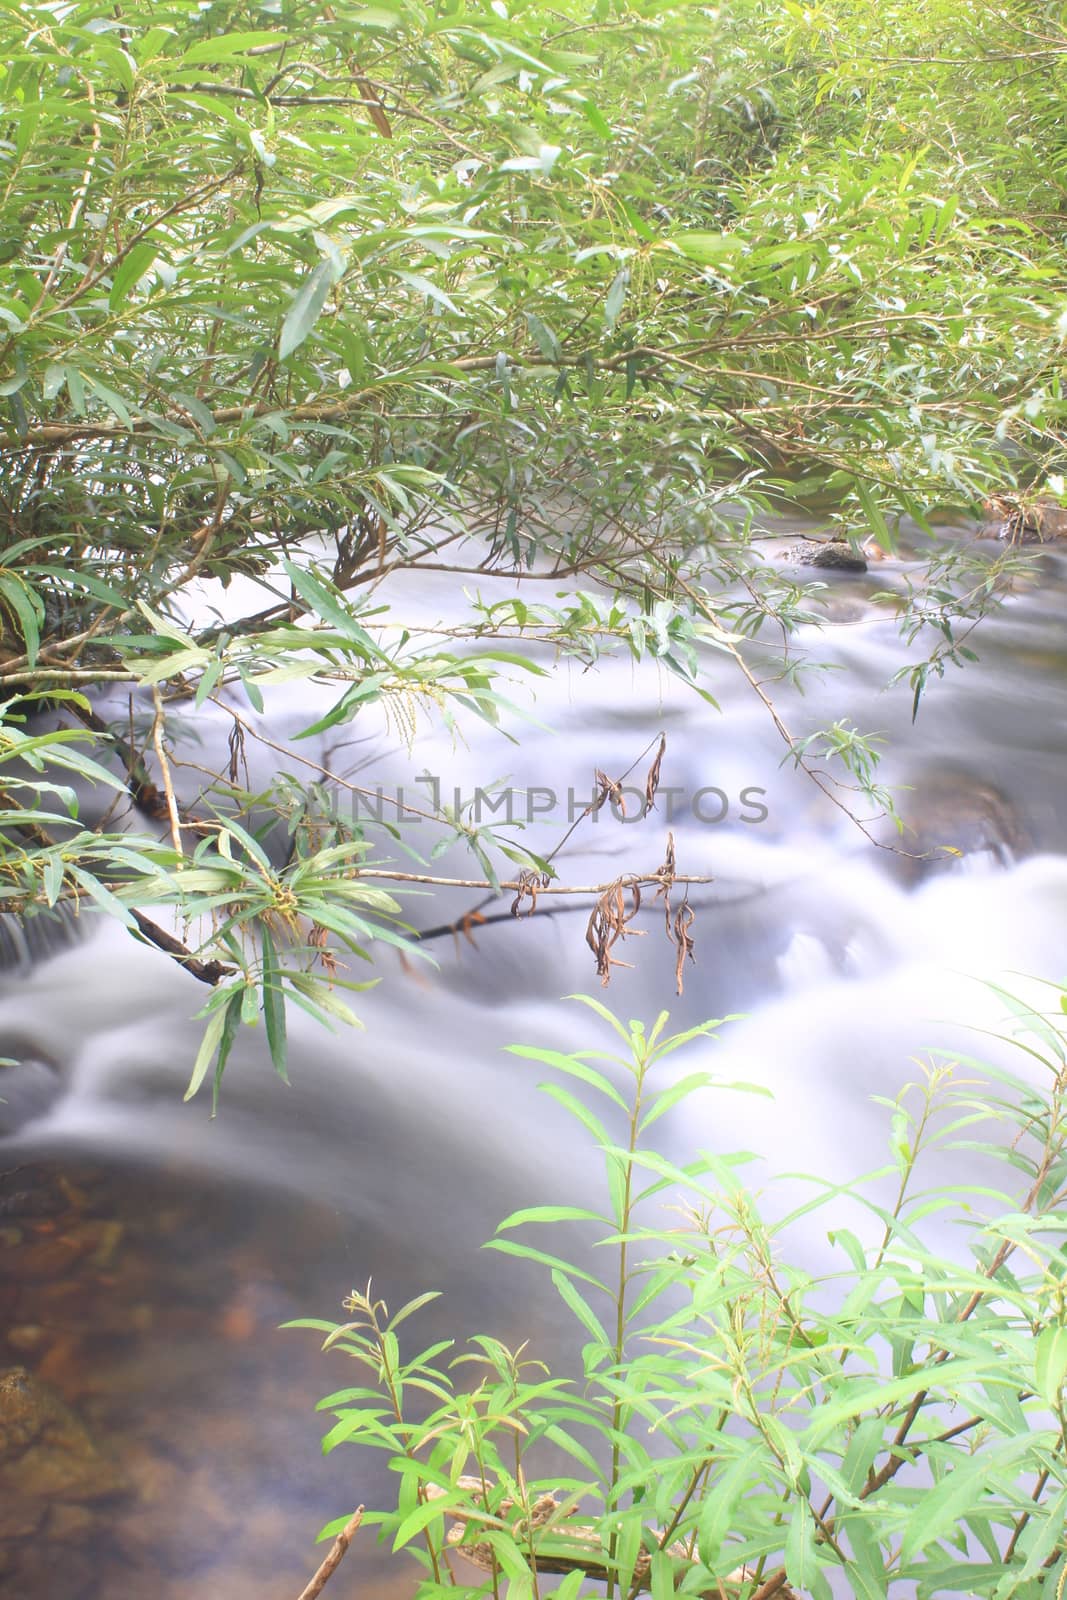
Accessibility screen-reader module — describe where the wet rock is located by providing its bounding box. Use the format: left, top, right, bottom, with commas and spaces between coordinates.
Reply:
6, 1537, 97, 1600
45, 1501, 95, 1539
885, 771, 1029, 884
6, 1324, 47, 1353
784, 539, 868, 572
112, 1451, 231, 1574
0, 1164, 92, 1221
0, 1493, 44, 1538
0, 1365, 126, 1500
0, 1054, 63, 1137
0, 1231, 86, 1280
982, 494, 1067, 544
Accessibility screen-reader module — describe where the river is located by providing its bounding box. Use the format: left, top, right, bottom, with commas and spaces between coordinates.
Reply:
2, 520, 1066, 1598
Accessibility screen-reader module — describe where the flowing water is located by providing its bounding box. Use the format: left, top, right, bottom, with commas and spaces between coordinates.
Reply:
2, 521, 1067, 1598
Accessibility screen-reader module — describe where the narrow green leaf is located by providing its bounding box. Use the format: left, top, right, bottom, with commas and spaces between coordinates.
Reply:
497, 1205, 608, 1230
185, 999, 231, 1103
108, 241, 157, 311
550, 1268, 610, 1346
482, 1238, 609, 1292
0, 575, 40, 667
280, 259, 336, 361
784, 1499, 818, 1588
260, 922, 289, 1084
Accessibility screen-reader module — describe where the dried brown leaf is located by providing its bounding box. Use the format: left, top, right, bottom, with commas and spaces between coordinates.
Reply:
645, 734, 667, 811
585, 876, 644, 985
227, 717, 247, 788
672, 899, 695, 996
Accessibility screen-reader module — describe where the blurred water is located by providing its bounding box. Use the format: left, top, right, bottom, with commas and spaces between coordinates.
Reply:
3, 525, 1067, 1595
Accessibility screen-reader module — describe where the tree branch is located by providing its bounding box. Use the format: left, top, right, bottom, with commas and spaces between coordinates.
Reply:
295, 1507, 364, 1600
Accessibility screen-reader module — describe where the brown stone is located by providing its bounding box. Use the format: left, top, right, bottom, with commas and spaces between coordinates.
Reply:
6, 1325, 47, 1353
45, 1502, 95, 1539
35, 1334, 88, 1390
0, 1232, 85, 1280
0, 1366, 127, 1501
7, 1539, 97, 1600
0, 1366, 45, 1450
0, 1492, 45, 1538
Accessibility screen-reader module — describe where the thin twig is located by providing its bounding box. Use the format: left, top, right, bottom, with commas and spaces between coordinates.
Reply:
355, 869, 714, 893
296, 1506, 364, 1600
150, 686, 184, 856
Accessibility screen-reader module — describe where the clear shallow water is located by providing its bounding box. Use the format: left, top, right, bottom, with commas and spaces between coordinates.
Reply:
3, 527, 1067, 1595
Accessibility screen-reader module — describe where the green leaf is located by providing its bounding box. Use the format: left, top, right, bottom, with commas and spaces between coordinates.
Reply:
392, 1490, 462, 1551
0, 574, 41, 666
185, 990, 239, 1104
698, 1446, 760, 1566
282, 561, 377, 653
394, 270, 460, 315
784, 1499, 818, 1589
180, 31, 283, 65
525, 312, 562, 362
506, 1045, 628, 1108
260, 922, 289, 1084
538, 1082, 611, 1149
603, 268, 629, 330
804, 1360, 992, 1448
900, 1434, 1038, 1563
638, 1072, 713, 1132
497, 1205, 607, 1229
668, 231, 739, 267
280, 259, 337, 361
108, 242, 158, 311
482, 1238, 609, 1292
1034, 1324, 1067, 1405
550, 1268, 610, 1346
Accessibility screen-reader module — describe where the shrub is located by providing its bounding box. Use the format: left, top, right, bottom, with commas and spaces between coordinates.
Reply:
293, 995, 1067, 1599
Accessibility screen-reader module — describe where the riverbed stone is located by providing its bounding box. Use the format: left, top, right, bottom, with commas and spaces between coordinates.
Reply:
883, 771, 1028, 883
6, 1538, 97, 1600
0, 1056, 62, 1137
0, 1230, 85, 1280
0, 1365, 126, 1500
0, 1493, 44, 1538
784, 539, 868, 571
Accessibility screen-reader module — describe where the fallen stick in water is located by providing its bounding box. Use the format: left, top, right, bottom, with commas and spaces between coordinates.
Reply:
296, 1506, 364, 1600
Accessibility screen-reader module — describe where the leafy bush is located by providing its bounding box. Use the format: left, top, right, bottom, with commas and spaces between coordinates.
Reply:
295, 996, 1067, 1599
1, 0, 1066, 1095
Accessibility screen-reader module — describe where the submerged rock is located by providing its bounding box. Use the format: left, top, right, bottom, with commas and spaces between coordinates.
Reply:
0, 1054, 62, 1137
0, 1366, 126, 1501
884, 771, 1029, 885
784, 539, 868, 572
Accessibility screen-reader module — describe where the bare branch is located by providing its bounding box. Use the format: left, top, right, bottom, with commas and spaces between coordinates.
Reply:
295, 1507, 364, 1600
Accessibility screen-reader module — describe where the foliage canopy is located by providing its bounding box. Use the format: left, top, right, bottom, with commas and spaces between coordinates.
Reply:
0, 0, 1065, 1085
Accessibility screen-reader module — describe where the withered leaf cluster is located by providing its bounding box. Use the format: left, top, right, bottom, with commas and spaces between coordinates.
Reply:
653, 832, 695, 996
586, 878, 645, 984
592, 768, 628, 817
586, 830, 697, 995
309, 921, 338, 980
510, 869, 552, 918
